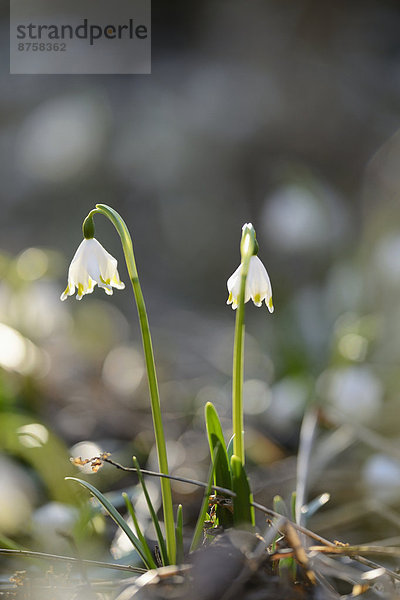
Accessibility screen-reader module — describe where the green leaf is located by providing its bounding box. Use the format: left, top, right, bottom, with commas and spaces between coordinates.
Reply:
272, 495, 288, 546
190, 458, 215, 552
132, 457, 169, 566
0, 533, 26, 551
230, 455, 254, 529
205, 402, 234, 528
175, 504, 184, 565
227, 435, 235, 463
279, 556, 297, 581
205, 403, 231, 487
204, 402, 231, 488
65, 477, 150, 568
122, 492, 157, 569
272, 494, 296, 578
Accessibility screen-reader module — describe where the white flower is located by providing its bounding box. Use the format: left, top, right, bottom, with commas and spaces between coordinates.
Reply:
227, 255, 274, 312
60, 238, 125, 301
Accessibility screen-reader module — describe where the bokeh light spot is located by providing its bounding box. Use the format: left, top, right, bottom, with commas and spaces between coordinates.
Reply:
70, 441, 102, 474
0, 323, 26, 371
16, 248, 49, 281
243, 379, 271, 415
102, 345, 144, 397
17, 423, 49, 448
338, 333, 368, 362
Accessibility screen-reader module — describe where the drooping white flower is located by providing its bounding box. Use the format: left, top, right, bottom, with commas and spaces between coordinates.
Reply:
60, 238, 125, 301
227, 254, 274, 312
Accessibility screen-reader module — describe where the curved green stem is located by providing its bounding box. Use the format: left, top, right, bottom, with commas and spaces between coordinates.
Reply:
83, 204, 176, 565
232, 227, 255, 465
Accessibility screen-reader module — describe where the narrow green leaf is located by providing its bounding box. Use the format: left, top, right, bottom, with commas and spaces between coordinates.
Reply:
0, 533, 26, 551
227, 434, 235, 463
205, 403, 234, 528
230, 455, 254, 529
65, 477, 150, 568
122, 493, 157, 569
272, 494, 296, 578
205, 402, 231, 489
190, 458, 215, 552
132, 457, 169, 566
175, 504, 184, 565
279, 556, 297, 580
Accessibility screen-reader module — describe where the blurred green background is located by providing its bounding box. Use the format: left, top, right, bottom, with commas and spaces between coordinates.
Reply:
1, 0, 400, 570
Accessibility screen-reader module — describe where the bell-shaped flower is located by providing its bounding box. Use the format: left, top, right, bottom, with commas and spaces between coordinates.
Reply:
60, 238, 125, 301
227, 254, 274, 312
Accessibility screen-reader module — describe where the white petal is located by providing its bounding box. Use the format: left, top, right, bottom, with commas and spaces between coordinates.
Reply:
61, 238, 125, 301
248, 256, 273, 306
226, 253, 273, 312
60, 284, 74, 301
111, 273, 125, 290
227, 263, 242, 293
266, 298, 274, 313
227, 264, 242, 308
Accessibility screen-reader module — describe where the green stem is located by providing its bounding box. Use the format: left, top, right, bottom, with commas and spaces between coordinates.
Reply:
232, 228, 254, 465
84, 204, 176, 565
232, 288, 245, 464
